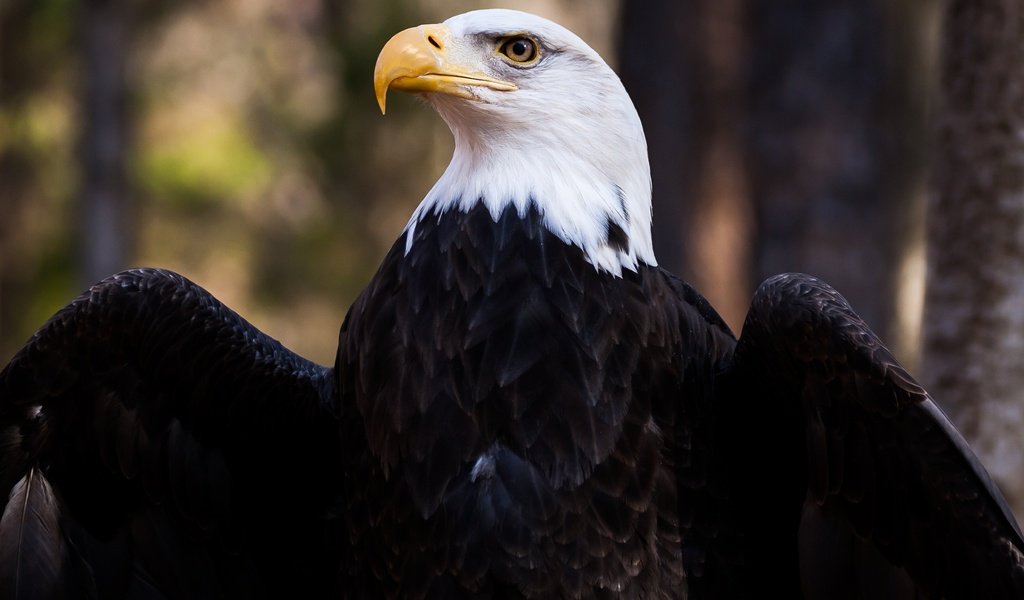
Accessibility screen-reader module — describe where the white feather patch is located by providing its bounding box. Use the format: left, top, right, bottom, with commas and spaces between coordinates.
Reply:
402, 9, 656, 277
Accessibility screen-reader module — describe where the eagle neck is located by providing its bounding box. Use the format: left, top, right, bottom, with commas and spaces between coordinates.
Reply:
402, 114, 657, 277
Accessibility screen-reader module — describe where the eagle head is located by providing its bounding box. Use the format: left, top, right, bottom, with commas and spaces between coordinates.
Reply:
374, 9, 655, 276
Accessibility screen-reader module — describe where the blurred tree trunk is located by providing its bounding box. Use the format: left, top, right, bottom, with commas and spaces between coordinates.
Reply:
922, 0, 1024, 518
79, 0, 130, 286
617, 0, 702, 284
620, 0, 930, 340
618, 0, 751, 331
743, 0, 929, 359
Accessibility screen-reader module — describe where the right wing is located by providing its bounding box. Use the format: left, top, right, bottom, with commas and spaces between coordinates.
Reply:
724, 273, 1024, 598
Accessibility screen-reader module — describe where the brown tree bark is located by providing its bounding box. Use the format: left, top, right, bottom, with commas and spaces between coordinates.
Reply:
617, 0, 703, 284
618, 0, 751, 330
742, 0, 923, 351
923, 0, 1024, 518
79, 0, 131, 286
620, 0, 929, 341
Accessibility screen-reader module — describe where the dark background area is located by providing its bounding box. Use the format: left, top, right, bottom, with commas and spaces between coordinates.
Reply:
2, 0, 1022, 515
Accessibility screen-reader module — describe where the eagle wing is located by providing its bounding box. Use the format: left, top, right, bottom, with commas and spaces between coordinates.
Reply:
724, 272, 1024, 598
0, 268, 342, 599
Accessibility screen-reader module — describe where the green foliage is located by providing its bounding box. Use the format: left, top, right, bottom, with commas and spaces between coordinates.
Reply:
136, 117, 272, 211
0, 0, 80, 361
0, 0, 476, 363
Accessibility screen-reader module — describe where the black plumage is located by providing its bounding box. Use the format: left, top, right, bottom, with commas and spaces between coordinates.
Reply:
0, 270, 342, 598
2, 203, 1022, 598
3, 7, 1024, 599
337, 203, 726, 597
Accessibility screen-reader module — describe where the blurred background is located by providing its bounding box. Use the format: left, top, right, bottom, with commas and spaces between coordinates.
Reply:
2, 0, 1023, 516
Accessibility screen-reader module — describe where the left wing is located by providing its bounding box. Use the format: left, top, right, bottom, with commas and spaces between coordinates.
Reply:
0, 268, 342, 599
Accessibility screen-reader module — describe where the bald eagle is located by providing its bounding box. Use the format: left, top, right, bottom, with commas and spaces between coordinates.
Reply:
1, 9, 1022, 599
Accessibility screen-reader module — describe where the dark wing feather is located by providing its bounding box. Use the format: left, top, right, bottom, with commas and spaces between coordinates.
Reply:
0, 468, 66, 600
725, 272, 1024, 599
0, 268, 341, 599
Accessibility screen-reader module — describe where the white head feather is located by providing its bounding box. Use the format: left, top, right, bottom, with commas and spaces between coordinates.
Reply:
403, 9, 656, 276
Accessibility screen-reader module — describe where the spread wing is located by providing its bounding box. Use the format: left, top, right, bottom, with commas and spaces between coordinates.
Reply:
723, 273, 1024, 598
0, 268, 342, 599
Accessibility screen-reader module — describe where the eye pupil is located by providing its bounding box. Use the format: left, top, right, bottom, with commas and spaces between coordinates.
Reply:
501, 37, 537, 63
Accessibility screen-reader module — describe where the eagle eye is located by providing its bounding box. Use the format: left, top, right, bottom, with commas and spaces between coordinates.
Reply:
499, 36, 539, 64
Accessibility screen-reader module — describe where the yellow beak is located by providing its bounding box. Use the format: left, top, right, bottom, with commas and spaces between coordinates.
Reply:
373, 24, 517, 114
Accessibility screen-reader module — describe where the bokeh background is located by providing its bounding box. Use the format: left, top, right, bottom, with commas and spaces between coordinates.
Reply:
2, 0, 1023, 517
